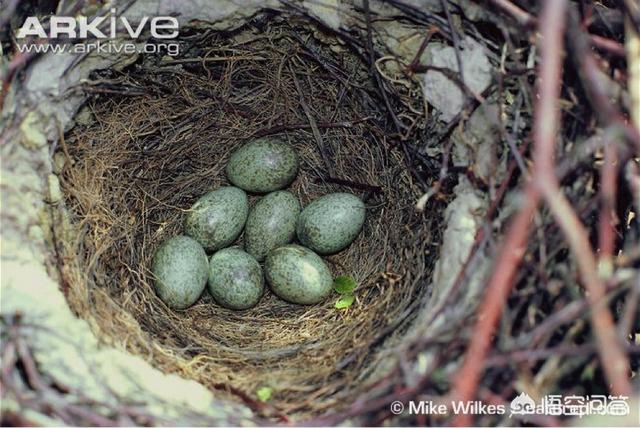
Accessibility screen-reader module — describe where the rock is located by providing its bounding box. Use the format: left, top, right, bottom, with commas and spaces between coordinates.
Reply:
451, 99, 502, 184
422, 36, 492, 122
44, 174, 63, 204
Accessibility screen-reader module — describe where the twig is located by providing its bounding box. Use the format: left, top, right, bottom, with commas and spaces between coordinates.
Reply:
486, 343, 596, 367
301, 357, 442, 427
627, 11, 640, 131
516, 281, 628, 349
589, 34, 627, 58
413, 65, 482, 102
290, 32, 354, 88
568, 15, 640, 152
488, 0, 628, 59
543, 178, 632, 394
290, 62, 383, 195
382, 0, 450, 36
406, 27, 439, 74
621, 0, 640, 35
212, 382, 290, 422
315, 175, 383, 194
597, 134, 619, 278
439, 0, 465, 86
539, 11, 632, 398
488, 0, 537, 28
291, 66, 335, 177
251, 118, 373, 138
161, 56, 268, 64
14, 339, 47, 391
619, 280, 640, 336
450, 2, 568, 425
417, 138, 531, 327
362, 0, 406, 135
516, 299, 590, 348
450, 184, 541, 427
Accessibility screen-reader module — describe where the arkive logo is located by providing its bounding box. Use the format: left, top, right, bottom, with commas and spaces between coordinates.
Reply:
16, 9, 179, 39
15, 9, 180, 56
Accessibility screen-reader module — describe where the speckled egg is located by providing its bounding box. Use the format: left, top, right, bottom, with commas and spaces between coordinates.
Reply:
265, 245, 332, 305
245, 191, 301, 261
226, 139, 298, 193
208, 247, 264, 310
184, 186, 249, 252
296, 193, 366, 255
152, 235, 208, 310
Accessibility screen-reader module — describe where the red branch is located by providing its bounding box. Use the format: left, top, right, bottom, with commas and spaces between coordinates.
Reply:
568, 14, 640, 153
449, 1, 565, 425
589, 34, 627, 59
540, 185, 631, 395
489, 0, 628, 60
598, 136, 619, 271
451, 2, 633, 425
449, 184, 541, 427
488, 0, 536, 28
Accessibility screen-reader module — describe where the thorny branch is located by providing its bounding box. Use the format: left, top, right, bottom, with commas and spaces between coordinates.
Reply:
451, 1, 635, 425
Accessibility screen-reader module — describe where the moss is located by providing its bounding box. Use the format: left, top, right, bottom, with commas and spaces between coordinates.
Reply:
19, 112, 48, 149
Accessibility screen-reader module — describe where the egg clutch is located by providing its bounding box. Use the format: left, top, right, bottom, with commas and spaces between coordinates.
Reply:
151, 139, 366, 311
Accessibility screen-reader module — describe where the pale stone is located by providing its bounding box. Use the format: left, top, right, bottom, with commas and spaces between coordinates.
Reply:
422, 36, 493, 122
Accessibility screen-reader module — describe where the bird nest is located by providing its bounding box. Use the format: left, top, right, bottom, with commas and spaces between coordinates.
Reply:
55, 19, 442, 417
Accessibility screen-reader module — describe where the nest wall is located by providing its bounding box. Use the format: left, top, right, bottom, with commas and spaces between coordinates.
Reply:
55, 20, 442, 416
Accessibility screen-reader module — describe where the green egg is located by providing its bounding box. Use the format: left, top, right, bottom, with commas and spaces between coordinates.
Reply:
265, 245, 332, 305
245, 191, 301, 261
226, 139, 298, 193
184, 186, 248, 252
152, 235, 208, 310
296, 193, 365, 255
208, 247, 264, 310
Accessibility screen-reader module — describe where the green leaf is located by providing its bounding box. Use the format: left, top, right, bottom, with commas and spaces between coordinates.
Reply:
431, 367, 449, 387
334, 276, 357, 294
257, 386, 273, 402
335, 294, 355, 309
580, 363, 596, 382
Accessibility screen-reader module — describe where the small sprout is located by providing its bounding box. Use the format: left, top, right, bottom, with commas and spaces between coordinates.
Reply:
580, 362, 597, 382
334, 275, 357, 294
257, 386, 273, 402
335, 294, 355, 309
431, 367, 449, 388
334, 276, 356, 309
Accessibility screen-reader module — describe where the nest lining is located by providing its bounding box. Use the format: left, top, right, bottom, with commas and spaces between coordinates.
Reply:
56, 19, 442, 417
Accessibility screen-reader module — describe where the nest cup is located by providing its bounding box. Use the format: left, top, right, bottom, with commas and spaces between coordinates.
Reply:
56, 19, 441, 417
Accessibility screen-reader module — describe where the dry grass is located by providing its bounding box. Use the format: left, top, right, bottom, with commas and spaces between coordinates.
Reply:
56, 22, 441, 417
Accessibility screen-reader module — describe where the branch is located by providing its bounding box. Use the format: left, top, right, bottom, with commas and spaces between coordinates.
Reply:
536, 11, 632, 399
597, 135, 619, 277
487, 0, 536, 28
568, 15, 640, 152
540, 181, 632, 396
450, 1, 569, 425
